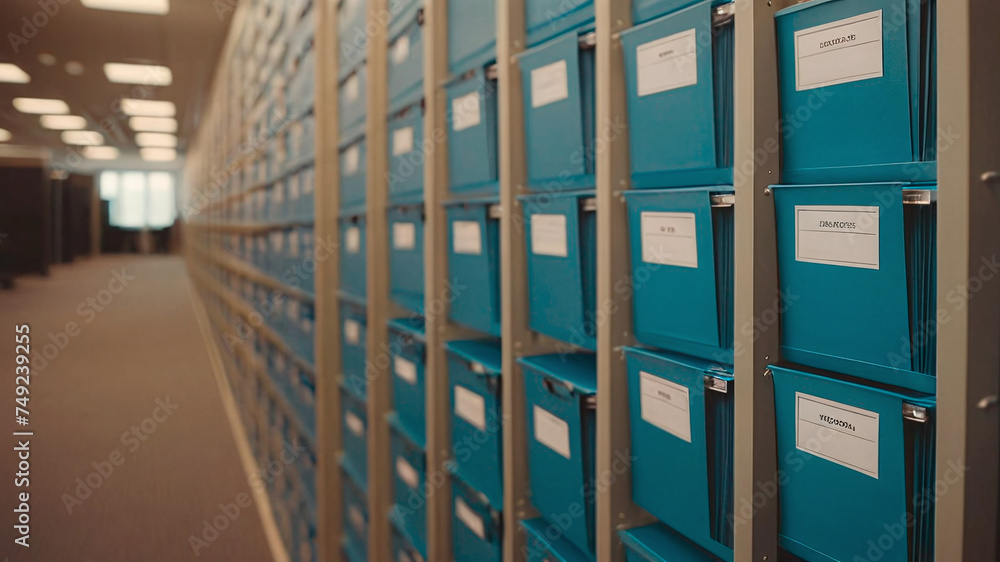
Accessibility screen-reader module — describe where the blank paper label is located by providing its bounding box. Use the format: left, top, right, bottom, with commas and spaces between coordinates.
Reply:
640, 212, 698, 268
345, 73, 360, 101
345, 410, 364, 437
639, 372, 692, 443
530, 214, 568, 257
393, 126, 414, 156
795, 205, 879, 269
344, 319, 361, 345
452, 221, 482, 255
636, 28, 698, 97
396, 456, 420, 489
795, 10, 883, 91
345, 226, 361, 254
393, 222, 416, 250
452, 91, 482, 132
534, 405, 571, 459
530, 60, 569, 108
455, 497, 486, 539
344, 145, 360, 175
391, 35, 410, 65
795, 392, 880, 478
394, 356, 417, 384
398, 552, 412, 562
454, 385, 486, 431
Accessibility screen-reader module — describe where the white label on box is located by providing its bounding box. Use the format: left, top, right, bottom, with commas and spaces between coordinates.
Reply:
455, 497, 486, 539
454, 385, 486, 431
795, 392, 880, 478
639, 372, 692, 443
344, 145, 360, 175
530, 214, 568, 257
636, 28, 699, 97
640, 211, 698, 268
344, 319, 361, 345
345, 410, 365, 437
452, 220, 482, 255
288, 174, 301, 200
452, 91, 482, 132
391, 35, 410, 65
794, 10, 884, 91
396, 456, 420, 489
795, 205, 879, 269
530, 59, 569, 108
348, 505, 366, 535
398, 552, 413, 562
345, 226, 361, 254
393, 222, 416, 250
392, 126, 414, 155
345, 73, 360, 101
394, 356, 418, 384
533, 405, 571, 459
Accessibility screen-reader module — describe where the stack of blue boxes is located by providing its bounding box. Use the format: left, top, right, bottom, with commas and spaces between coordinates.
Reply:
768, 1, 938, 561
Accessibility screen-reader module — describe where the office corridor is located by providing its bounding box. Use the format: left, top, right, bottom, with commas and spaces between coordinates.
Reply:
0, 256, 273, 561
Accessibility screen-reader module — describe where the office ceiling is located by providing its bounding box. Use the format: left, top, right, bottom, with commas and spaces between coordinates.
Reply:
0, 0, 232, 172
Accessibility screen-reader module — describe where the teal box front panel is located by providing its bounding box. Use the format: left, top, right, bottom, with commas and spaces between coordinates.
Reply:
340, 385, 368, 489
339, 299, 368, 399
338, 0, 367, 80
448, 0, 497, 74
338, 214, 367, 301
341, 464, 369, 561
620, 524, 727, 562
446, 68, 500, 196
339, 136, 367, 213
390, 318, 427, 446
525, 0, 594, 47
391, 514, 425, 562
388, 204, 425, 314
452, 476, 503, 562
633, 0, 702, 24
388, 11, 425, 114
390, 418, 428, 557
445, 199, 502, 337
520, 517, 594, 562
388, 102, 425, 204
339, 65, 367, 140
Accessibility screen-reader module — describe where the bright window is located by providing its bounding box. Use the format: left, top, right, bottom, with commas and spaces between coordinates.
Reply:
99, 171, 177, 229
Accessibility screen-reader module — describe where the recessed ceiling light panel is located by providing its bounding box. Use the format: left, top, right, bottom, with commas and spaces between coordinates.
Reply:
104, 63, 172, 86
135, 132, 177, 148
0, 64, 30, 83
0, 129, 11, 142
13, 98, 69, 114
82, 146, 120, 160
129, 116, 177, 133
40, 115, 87, 130
81, 0, 169, 15
140, 147, 176, 162
120, 98, 175, 117
61, 131, 104, 146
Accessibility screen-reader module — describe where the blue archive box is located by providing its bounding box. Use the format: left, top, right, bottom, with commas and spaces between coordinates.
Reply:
446, 66, 500, 196
339, 65, 367, 140
340, 299, 369, 399
445, 198, 502, 337
341, 463, 369, 561
624, 347, 734, 560
518, 30, 596, 192
448, 0, 497, 74
388, 6, 425, 113
620, 0, 735, 189
521, 353, 597, 556
776, 0, 937, 183
447, 339, 504, 510
771, 366, 936, 562
633, 0, 704, 25
389, 0, 422, 38
388, 101, 425, 204
625, 188, 734, 362
339, 136, 367, 213
771, 183, 937, 394
392, 516, 426, 562
390, 317, 427, 444
520, 517, 594, 562
388, 204, 426, 314
525, 0, 594, 48
389, 416, 428, 557
340, 383, 368, 488
337, 0, 367, 80
452, 475, 503, 562
620, 524, 727, 562
521, 191, 597, 350
339, 213, 367, 301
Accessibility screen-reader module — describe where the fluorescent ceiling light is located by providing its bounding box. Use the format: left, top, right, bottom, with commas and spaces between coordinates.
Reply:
104, 63, 172, 86
135, 132, 177, 148
83, 146, 120, 160
61, 131, 104, 146
40, 115, 87, 130
120, 98, 175, 117
13, 98, 69, 114
0, 129, 11, 142
140, 147, 176, 162
129, 116, 176, 133
0, 64, 30, 83
81, 0, 169, 15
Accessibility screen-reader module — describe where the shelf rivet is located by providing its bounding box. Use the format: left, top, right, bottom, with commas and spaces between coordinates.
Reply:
763, 187, 772, 196
764, 355, 770, 361
981, 171, 1000, 185
978, 395, 999, 410
763, 369, 772, 378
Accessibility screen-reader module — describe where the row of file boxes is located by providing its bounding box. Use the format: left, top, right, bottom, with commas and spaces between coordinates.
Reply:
338, 0, 366, 80
233, 168, 315, 224
341, 463, 369, 562
388, 3, 424, 113
389, 205, 425, 314
390, 416, 428, 558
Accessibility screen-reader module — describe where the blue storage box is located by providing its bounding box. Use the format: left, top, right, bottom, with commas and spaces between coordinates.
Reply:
452, 475, 503, 562
771, 183, 937, 394
338, 0, 367, 80
518, 30, 596, 192
633, 0, 703, 25
771, 366, 936, 562
446, 66, 499, 196
445, 198, 502, 336
448, 0, 497, 74
520, 517, 593, 562
339, 213, 367, 301
389, 417, 428, 557
388, 101, 425, 204
389, 0, 422, 38
340, 299, 369, 399
521, 191, 597, 350
340, 383, 368, 488
388, 204, 426, 313
287, 40, 316, 118
525, 0, 594, 47
446, 339, 503, 510
388, 7, 425, 113
620, 1, 734, 189
625, 347, 734, 560
341, 464, 369, 560
390, 317, 427, 444
391, 515, 426, 562
620, 524, 726, 562
339, 135, 367, 213
339, 65, 367, 139
520, 353, 597, 555
625, 188, 734, 362
776, 0, 937, 183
